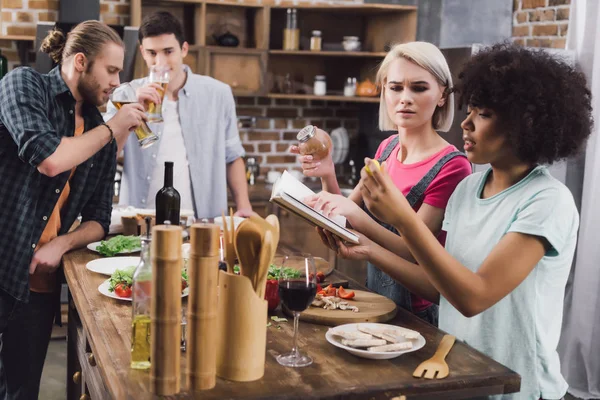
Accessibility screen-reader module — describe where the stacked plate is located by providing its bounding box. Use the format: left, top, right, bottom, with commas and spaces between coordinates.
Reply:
330, 127, 350, 165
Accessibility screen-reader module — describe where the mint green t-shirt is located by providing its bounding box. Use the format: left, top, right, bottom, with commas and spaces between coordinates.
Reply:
440, 166, 579, 400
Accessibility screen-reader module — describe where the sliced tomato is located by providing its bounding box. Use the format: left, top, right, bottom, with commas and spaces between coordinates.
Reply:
316, 283, 322, 293
114, 283, 132, 298
181, 278, 188, 292
338, 286, 355, 300
325, 284, 337, 297
316, 271, 325, 283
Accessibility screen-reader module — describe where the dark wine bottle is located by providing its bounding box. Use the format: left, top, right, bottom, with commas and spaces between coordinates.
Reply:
155, 161, 180, 226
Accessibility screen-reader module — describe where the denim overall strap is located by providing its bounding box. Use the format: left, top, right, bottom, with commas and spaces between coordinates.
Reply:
365, 144, 467, 325
405, 151, 467, 207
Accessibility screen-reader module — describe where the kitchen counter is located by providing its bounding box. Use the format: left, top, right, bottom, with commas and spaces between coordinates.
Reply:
63, 242, 520, 400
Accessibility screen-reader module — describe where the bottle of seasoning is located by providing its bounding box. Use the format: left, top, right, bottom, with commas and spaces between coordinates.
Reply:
313, 75, 326, 96
310, 30, 322, 51
130, 217, 153, 370
283, 8, 299, 51
296, 125, 332, 160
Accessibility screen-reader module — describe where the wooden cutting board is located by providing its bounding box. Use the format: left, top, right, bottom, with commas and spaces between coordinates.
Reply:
283, 290, 397, 326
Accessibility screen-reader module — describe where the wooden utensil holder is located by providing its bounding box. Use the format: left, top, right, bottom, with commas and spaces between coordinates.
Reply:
216, 270, 267, 382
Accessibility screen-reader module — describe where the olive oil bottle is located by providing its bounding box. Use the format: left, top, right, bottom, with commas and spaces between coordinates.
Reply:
131, 218, 153, 370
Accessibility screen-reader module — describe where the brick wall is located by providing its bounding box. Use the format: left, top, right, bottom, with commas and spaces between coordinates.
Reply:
0, 0, 59, 70
512, 0, 570, 48
236, 97, 360, 178
99, 0, 130, 26
0, 0, 130, 71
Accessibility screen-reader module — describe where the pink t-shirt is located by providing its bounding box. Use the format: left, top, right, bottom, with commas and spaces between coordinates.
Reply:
373, 135, 472, 311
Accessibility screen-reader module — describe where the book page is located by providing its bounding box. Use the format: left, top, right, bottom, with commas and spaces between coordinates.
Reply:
272, 171, 347, 227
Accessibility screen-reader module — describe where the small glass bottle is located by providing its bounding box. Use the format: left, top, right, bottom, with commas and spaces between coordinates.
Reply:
344, 77, 356, 97
310, 30, 322, 51
313, 75, 326, 96
0, 50, 7, 80
131, 217, 153, 370
296, 125, 332, 160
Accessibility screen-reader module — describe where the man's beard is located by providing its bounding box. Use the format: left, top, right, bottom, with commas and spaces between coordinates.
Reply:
77, 70, 103, 107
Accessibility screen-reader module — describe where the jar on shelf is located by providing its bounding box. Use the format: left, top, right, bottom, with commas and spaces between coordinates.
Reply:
296, 125, 332, 160
344, 77, 357, 97
310, 30, 322, 51
313, 75, 326, 96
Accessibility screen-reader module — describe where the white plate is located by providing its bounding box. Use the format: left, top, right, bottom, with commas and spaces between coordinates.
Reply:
87, 239, 141, 255
98, 279, 189, 302
325, 322, 426, 360
213, 216, 245, 231
86, 256, 140, 276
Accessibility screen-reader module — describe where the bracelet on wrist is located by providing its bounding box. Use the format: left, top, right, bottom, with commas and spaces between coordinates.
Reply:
102, 123, 115, 144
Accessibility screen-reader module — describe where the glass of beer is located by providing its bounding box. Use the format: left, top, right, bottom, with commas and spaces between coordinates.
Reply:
110, 83, 158, 149
147, 66, 170, 123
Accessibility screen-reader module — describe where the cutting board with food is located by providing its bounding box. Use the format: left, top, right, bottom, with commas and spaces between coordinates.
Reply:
284, 284, 397, 326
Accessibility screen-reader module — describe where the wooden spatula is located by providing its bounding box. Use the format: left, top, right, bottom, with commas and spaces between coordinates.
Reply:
412, 335, 455, 379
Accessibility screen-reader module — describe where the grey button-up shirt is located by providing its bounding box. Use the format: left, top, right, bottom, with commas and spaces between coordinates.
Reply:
105, 66, 245, 219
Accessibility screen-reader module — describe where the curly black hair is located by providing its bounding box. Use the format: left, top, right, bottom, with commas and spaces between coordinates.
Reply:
455, 42, 593, 165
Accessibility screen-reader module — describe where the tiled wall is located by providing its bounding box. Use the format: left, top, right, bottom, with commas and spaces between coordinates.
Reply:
512, 0, 570, 48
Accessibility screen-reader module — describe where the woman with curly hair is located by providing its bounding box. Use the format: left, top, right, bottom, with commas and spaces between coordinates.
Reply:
324, 43, 593, 399
291, 42, 472, 326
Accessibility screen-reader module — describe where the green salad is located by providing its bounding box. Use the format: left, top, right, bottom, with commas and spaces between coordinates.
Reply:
97, 235, 141, 257
108, 266, 136, 293
233, 264, 301, 280
108, 266, 189, 293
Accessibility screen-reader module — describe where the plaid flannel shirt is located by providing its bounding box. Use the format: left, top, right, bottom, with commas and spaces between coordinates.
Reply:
0, 66, 116, 302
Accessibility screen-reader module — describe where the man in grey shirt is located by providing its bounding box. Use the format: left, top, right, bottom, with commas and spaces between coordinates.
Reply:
106, 11, 252, 219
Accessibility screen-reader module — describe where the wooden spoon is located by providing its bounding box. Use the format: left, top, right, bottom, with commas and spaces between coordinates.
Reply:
256, 230, 273, 298
234, 219, 262, 285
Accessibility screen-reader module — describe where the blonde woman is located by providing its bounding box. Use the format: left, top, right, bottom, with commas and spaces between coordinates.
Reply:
292, 42, 471, 324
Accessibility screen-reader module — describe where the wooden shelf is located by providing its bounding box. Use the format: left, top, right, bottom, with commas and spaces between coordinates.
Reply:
270, 50, 387, 57
270, 3, 417, 12
0, 35, 35, 42
268, 93, 379, 103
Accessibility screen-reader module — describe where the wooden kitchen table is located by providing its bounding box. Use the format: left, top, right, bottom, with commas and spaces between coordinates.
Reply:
62, 244, 520, 400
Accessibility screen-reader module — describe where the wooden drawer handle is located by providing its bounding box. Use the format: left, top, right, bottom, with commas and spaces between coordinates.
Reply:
72, 371, 81, 384
88, 353, 96, 367
79, 395, 90, 400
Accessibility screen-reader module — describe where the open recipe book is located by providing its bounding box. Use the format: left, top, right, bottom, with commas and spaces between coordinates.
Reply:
269, 171, 360, 244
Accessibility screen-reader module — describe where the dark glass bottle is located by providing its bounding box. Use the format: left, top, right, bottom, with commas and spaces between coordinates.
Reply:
0, 50, 8, 80
155, 161, 180, 225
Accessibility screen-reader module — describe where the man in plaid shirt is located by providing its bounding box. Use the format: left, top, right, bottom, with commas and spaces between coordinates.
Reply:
0, 21, 146, 399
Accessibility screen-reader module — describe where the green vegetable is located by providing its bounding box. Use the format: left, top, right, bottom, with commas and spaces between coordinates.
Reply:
97, 235, 141, 257
108, 266, 189, 293
267, 265, 301, 280
270, 316, 288, 323
108, 266, 136, 292
233, 264, 301, 280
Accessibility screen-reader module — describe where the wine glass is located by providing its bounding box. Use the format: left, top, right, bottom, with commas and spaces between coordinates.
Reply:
110, 83, 158, 149
276, 253, 318, 367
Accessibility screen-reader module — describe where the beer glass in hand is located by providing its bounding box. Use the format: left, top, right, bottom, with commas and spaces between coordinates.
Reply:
147, 66, 170, 122
110, 83, 158, 149
276, 254, 318, 367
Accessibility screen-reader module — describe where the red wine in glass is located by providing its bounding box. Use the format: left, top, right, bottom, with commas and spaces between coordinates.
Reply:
279, 281, 317, 312
276, 254, 317, 368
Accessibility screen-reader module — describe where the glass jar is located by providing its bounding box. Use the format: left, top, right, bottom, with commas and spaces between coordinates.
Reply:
310, 30, 322, 51
344, 77, 357, 97
313, 75, 326, 96
296, 125, 332, 160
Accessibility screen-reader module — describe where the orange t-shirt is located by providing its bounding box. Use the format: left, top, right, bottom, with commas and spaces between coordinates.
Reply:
30, 124, 85, 293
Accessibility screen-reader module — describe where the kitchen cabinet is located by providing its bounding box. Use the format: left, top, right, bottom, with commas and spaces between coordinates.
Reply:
130, 0, 417, 102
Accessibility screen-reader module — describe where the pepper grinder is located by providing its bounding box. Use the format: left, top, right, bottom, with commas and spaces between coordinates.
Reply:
186, 223, 220, 391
